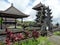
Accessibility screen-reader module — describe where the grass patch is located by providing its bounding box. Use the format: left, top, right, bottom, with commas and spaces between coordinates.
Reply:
37, 36, 54, 45
13, 36, 55, 45
53, 31, 60, 36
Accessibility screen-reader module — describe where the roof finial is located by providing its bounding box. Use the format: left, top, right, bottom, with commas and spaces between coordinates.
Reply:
11, 3, 13, 6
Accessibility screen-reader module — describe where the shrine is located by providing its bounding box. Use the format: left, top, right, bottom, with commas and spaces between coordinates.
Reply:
32, 2, 53, 34
0, 3, 29, 29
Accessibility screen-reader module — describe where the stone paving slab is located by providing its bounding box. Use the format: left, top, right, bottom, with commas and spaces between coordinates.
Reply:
48, 35, 60, 45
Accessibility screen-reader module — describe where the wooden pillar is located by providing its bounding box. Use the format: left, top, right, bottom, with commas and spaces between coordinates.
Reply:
5, 18, 7, 29
1, 17, 3, 29
15, 18, 17, 28
21, 18, 23, 23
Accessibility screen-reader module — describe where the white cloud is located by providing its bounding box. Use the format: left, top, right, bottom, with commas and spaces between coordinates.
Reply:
43, 0, 60, 24
24, 9, 37, 21
8, 0, 31, 11
44, 0, 60, 18
32, 0, 43, 7
0, 0, 10, 10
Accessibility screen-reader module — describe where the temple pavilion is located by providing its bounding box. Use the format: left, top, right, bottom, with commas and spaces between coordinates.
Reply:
32, 2, 53, 32
0, 3, 29, 29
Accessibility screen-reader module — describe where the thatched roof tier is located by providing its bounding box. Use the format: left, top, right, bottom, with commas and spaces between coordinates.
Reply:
0, 12, 29, 18
32, 2, 46, 11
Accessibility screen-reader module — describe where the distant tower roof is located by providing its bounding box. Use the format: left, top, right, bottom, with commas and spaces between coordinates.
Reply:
32, 2, 46, 11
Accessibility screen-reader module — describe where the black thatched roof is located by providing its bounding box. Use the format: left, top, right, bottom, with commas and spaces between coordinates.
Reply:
32, 2, 46, 10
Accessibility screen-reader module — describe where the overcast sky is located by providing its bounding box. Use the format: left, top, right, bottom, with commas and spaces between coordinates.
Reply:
0, 0, 60, 24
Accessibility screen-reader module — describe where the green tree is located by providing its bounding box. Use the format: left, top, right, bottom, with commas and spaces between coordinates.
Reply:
56, 23, 59, 27
0, 18, 2, 24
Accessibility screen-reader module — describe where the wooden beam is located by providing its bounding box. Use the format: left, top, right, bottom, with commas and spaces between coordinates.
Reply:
15, 18, 17, 28
0, 13, 29, 18
1, 17, 3, 29
21, 18, 23, 23
5, 18, 7, 29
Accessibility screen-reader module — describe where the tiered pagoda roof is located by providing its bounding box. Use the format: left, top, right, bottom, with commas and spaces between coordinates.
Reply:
32, 2, 46, 11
